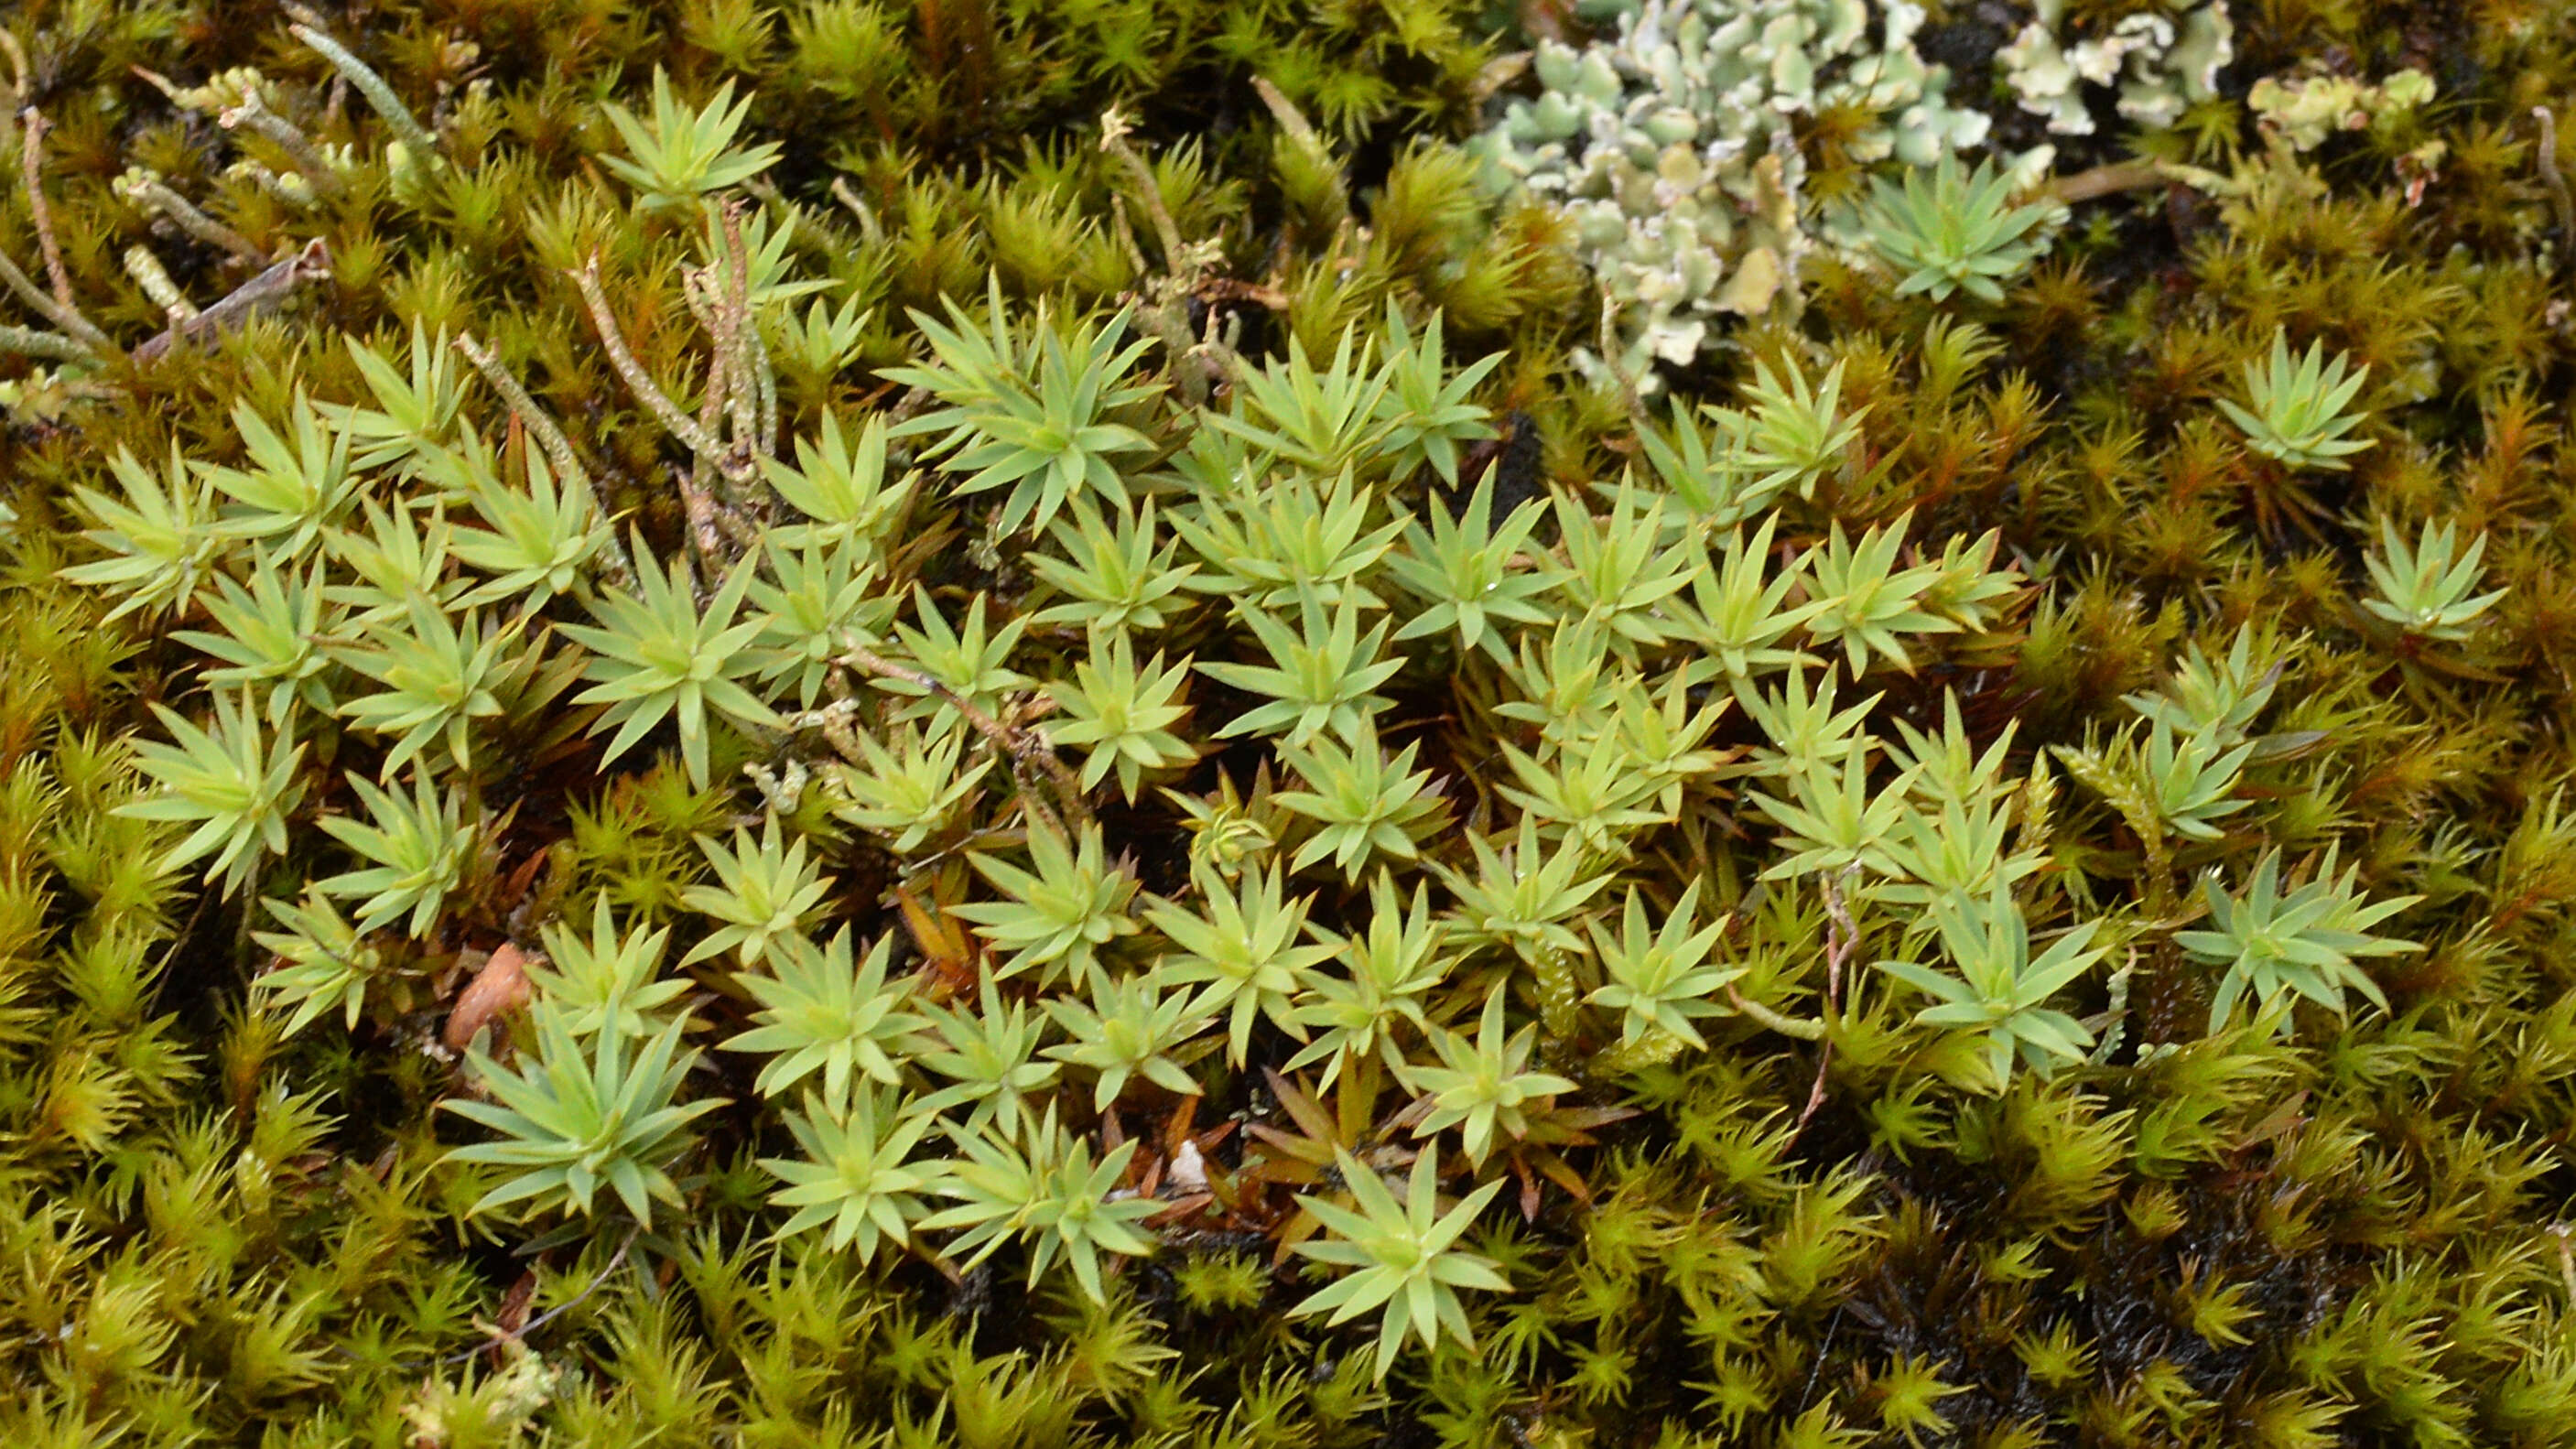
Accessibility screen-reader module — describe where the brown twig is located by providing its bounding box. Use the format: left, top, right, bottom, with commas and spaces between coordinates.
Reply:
836, 641, 1090, 833
18, 109, 74, 310
1798, 869, 1860, 1131
133, 238, 330, 363
2049, 159, 2169, 205
2536, 109, 2575, 254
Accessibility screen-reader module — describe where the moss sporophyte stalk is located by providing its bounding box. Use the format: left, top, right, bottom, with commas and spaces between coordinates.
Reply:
3, 0, 2576, 1444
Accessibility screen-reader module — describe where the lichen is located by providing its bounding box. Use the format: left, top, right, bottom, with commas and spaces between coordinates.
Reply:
1997, 0, 2236, 138
1472, 0, 1996, 390
1, 0, 2574, 1444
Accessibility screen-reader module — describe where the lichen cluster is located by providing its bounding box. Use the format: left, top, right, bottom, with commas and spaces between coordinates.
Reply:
1472, 0, 1997, 389
4, 0, 2576, 1445
1998, 0, 2236, 139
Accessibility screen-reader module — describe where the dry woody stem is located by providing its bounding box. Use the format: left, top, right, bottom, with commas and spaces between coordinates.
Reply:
17, 109, 74, 310
835, 640, 1091, 834
2537, 108, 2576, 253
2, 108, 111, 356
134, 239, 334, 363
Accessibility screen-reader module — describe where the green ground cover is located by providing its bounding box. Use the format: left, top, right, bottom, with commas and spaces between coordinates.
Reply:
4, 0, 2576, 1444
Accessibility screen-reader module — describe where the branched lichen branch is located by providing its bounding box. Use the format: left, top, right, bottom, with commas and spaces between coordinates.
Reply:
787, 697, 870, 769
713, 200, 761, 465
132, 67, 346, 198
0, 247, 110, 355
114, 169, 266, 264
284, 7, 440, 164
454, 331, 636, 588
0, 321, 92, 362
1099, 107, 1189, 276
1726, 985, 1825, 1041
829, 177, 886, 245
2050, 160, 2169, 205
676, 460, 752, 566
453, 333, 587, 488
0, 31, 28, 109
222, 94, 347, 199
1250, 78, 1325, 158
569, 254, 731, 467
1, 109, 111, 357
122, 246, 196, 324
690, 316, 729, 507
1797, 870, 1860, 1130
734, 209, 778, 460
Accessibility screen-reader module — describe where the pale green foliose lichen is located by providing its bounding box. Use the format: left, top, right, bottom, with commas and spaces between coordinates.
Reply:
1473, 0, 1994, 392
2246, 65, 2437, 151
1997, 0, 2235, 137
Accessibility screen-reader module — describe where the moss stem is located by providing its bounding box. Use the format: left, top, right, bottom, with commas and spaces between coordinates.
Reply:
222, 96, 348, 200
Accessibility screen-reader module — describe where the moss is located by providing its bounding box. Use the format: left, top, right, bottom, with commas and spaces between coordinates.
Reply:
3, 0, 2576, 1444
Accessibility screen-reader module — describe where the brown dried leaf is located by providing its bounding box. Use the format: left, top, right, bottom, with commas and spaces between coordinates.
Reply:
444, 942, 533, 1053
